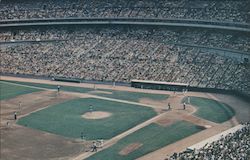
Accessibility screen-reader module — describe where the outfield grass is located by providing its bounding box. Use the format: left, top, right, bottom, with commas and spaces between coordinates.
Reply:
87, 121, 204, 160
1, 80, 93, 93
183, 96, 235, 123
17, 98, 157, 139
92, 90, 169, 102
1, 80, 169, 102
0, 81, 41, 100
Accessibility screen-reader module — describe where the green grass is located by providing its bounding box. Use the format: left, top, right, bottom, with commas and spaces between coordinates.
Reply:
87, 121, 204, 160
92, 90, 169, 102
0, 81, 41, 100
1, 80, 169, 102
17, 98, 157, 139
183, 96, 235, 123
1, 80, 93, 93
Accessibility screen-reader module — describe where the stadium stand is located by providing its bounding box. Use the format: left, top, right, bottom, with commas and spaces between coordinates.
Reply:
166, 122, 250, 160
0, 0, 249, 97
0, 1, 250, 158
0, 0, 249, 24
1, 26, 249, 96
187, 125, 245, 151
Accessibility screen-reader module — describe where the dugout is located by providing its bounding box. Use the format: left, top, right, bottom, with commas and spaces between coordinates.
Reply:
53, 77, 81, 83
131, 80, 189, 91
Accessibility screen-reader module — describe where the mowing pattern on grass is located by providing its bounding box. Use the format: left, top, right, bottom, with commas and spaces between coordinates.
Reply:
87, 121, 204, 160
2, 80, 169, 102
183, 96, 235, 123
92, 90, 169, 102
0, 81, 41, 100
17, 98, 157, 140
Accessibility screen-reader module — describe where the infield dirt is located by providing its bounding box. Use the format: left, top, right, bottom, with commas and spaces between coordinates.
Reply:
1, 76, 249, 160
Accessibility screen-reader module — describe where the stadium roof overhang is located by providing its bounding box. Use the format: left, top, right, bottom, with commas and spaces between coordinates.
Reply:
0, 18, 250, 32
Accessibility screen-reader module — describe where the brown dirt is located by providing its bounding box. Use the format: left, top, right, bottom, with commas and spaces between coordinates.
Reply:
137, 121, 235, 160
155, 117, 176, 127
1, 91, 76, 128
185, 92, 250, 123
119, 143, 143, 156
1, 76, 249, 160
182, 114, 216, 128
81, 111, 112, 119
136, 92, 247, 160
0, 89, 87, 160
139, 98, 168, 108
0, 75, 175, 95
89, 90, 113, 94
1, 124, 85, 160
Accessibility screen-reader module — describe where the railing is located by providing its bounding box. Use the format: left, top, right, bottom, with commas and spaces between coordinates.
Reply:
0, 17, 250, 32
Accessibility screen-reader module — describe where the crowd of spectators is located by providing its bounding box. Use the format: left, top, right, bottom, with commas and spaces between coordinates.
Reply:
0, 0, 249, 24
1, 26, 249, 95
1, 27, 249, 53
0, 1, 249, 158
167, 122, 250, 160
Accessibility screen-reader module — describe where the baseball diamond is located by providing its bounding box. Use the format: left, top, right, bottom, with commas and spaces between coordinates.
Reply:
0, 1, 250, 160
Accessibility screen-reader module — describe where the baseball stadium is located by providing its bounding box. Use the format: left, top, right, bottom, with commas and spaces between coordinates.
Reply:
0, 0, 250, 160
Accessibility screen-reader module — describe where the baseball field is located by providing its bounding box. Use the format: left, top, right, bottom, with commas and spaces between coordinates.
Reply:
17, 98, 157, 139
0, 81, 41, 100
86, 121, 204, 160
182, 96, 235, 123
1, 76, 249, 160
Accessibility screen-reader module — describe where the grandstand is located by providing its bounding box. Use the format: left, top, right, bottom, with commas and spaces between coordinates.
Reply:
0, 0, 249, 24
167, 123, 250, 160
0, 0, 249, 160
1, 26, 249, 96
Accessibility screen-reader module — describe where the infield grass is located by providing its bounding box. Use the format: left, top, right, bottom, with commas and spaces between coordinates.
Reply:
183, 96, 235, 123
17, 98, 157, 139
87, 121, 204, 160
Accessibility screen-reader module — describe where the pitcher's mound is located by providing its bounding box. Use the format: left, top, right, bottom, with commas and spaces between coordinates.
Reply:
82, 111, 112, 119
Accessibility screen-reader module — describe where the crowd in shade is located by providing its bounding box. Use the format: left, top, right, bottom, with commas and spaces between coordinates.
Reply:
1, 26, 249, 95
167, 123, 250, 160
0, 0, 249, 23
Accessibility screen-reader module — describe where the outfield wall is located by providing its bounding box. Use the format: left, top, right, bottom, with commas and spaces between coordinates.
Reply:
0, 73, 249, 102
131, 80, 250, 103
131, 80, 188, 91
